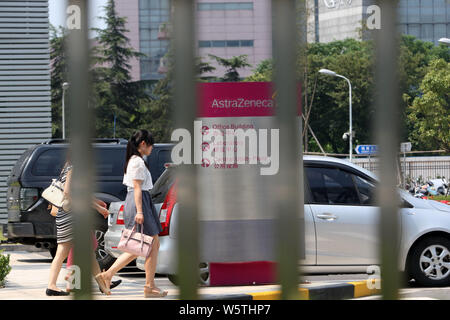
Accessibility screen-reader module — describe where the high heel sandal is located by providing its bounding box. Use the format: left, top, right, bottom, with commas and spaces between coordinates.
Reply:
95, 272, 111, 295
144, 286, 168, 298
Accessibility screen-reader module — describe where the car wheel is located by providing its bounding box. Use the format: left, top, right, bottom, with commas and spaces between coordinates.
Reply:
409, 236, 450, 287
166, 262, 210, 287
198, 262, 210, 286
94, 226, 115, 271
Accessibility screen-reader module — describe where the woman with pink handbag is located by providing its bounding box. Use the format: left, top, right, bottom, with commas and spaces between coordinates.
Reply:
97, 130, 168, 298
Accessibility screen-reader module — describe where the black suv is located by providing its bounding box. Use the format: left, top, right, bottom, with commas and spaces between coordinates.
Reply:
5, 139, 172, 269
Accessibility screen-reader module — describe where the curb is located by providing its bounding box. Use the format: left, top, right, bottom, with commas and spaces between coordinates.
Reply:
201, 281, 380, 300
0, 244, 46, 253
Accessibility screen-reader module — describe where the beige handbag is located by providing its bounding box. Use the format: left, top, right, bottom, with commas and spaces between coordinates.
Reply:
42, 179, 66, 208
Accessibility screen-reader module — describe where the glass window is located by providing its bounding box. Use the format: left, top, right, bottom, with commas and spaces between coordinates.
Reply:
306, 167, 328, 204
150, 0, 160, 9
407, 0, 420, 23
150, 167, 175, 203
408, 24, 421, 38
354, 175, 376, 205
306, 167, 360, 205
434, 24, 447, 41
32, 149, 66, 176
421, 24, 434, 42
226, 40, 240, 47
420, 4, 433, 23
198, 3, 211, 10
140, 0, 150, 10
240, 3, 254, 10
240, 40, 254, 47
212, 3, 226, 10
197, 2, 254, 11
212, 40, 226, 47
95, 148, 126, 177
228, 3, 240, 10
199, 41, 211, 48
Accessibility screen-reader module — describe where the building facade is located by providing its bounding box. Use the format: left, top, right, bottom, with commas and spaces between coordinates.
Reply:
0, 0, 52, 223
116, 0, 449, 82
115, 0, 272, 81
308, 0, 450, 45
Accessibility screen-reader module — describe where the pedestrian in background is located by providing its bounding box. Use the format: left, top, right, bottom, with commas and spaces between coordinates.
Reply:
46, 159, 113, 296
97, 130, 167, 298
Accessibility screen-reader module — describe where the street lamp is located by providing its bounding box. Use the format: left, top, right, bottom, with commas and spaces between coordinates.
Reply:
62, 82, 70, 140
438, 38, 450, 46
319, 69, 353, 162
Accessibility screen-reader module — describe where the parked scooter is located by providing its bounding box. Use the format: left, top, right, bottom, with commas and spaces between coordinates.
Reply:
428, 178, 449, 196
408, 178, 449, 198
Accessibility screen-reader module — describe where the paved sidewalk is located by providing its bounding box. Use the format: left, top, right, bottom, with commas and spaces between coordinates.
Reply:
0, 250, 380, 300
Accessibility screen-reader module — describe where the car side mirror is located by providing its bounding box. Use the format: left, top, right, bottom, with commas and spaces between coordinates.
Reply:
401, 199, 414, 209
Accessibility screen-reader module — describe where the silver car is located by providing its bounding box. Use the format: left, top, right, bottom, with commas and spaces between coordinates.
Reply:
108, 156, 450, 287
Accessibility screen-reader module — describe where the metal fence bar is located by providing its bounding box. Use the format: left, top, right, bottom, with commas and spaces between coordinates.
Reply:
173, 0, 199, 300
67, 0, 95, 300
374, 0, 401, 300
272, 0, 305, 300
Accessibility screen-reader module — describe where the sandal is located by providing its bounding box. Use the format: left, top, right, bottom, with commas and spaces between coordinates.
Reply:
144, 286, 168, 298
95, 273, 111, 295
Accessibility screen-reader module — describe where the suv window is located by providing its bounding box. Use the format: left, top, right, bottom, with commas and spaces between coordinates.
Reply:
95, 148, 126, 176
306, 167, 360, 205
147, 149, 172, 184
354, 175, 376, 205
31, 149, 66, 176
31, 148, 127, 177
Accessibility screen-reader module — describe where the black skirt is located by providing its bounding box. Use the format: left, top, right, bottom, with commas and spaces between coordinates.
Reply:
124, 190, 162, 236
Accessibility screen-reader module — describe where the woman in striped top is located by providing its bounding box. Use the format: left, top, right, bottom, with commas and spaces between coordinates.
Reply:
46, 161, 111, 296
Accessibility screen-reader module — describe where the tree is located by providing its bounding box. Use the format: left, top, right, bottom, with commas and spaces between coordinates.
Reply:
135, 53, 216, 142
245, 59, 272, 82
407, 59, 450, 151
50, 25, 68, 138
245, 36, 450, 154
92, 0, 146, 139
208, 54, 251, 82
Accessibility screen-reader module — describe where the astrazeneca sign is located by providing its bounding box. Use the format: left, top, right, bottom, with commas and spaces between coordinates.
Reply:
324, 0, 353, 9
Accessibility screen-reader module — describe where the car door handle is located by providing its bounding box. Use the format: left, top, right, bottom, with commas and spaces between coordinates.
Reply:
317, 214, 338, 220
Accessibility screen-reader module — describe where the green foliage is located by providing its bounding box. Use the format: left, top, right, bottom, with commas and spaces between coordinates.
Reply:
407, 59, 450, 151
0, 250, 11, 287
91, 0, 147, 139
50, 25, 68, 138
429, 195, 450, 201
305, 39, 375, 154
245, 36, 450, 154
208, 54, 251, 82
245, 59, 273, 82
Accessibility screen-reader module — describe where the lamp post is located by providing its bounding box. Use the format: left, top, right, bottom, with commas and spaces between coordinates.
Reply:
62, 82, 70, 139
438, 38, 450, 46
319, 69, 353, 162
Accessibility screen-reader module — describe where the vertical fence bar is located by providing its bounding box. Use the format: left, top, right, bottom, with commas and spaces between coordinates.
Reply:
67, 0, 95, 300
173, 0, 199, 300
272, 0, 305, 300
374, 0, 401, 300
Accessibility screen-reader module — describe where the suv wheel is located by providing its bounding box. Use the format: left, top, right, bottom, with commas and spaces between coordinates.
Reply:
409, 236, 450, 287
94, 225, 115, 270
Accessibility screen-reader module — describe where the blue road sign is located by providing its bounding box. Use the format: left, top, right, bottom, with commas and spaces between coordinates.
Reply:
355, 145, 378, 155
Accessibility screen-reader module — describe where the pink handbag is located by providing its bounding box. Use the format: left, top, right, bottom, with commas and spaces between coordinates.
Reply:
117, 224, 154, 258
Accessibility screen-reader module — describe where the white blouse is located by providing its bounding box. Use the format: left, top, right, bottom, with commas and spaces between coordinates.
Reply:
123, 155, 154, 191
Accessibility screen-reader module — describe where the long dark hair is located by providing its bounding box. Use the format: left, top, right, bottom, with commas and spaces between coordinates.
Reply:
124, 129, 154, 174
